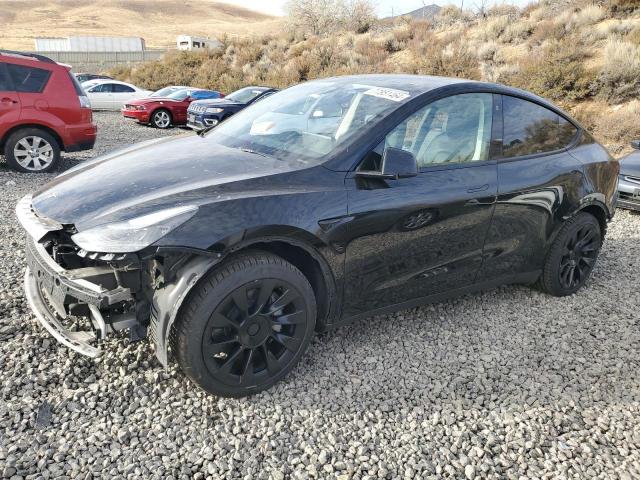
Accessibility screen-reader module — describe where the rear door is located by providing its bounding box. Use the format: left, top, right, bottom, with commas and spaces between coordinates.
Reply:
112, 83, 136, 110
0, 63, 20, 140
342, 92, 499, 318
5, 62, 53, 122
478, 94, 581, 281
87, 83, 113, 109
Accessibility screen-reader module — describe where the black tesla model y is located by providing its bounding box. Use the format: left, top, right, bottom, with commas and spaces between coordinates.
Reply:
18, 75, 619, 397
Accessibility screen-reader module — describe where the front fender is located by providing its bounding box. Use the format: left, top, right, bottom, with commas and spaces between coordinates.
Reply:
149, 253, 220, 366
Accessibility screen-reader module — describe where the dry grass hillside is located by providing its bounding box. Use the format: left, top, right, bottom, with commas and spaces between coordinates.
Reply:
110, 0, 640, 156
0, 0, 283, 50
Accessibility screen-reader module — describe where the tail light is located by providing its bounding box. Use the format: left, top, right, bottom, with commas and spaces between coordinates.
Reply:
79, 95, 91, 109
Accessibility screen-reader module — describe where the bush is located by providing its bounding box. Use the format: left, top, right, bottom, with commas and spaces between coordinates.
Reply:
596, 38, 640, 103
504, 39, 593, 101
609, 0, 640, 15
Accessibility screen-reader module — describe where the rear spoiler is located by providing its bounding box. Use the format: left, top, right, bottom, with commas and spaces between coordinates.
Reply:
0, 50, 56, 64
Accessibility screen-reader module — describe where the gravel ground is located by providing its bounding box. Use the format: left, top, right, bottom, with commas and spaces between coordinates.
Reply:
1, 112, 640, 479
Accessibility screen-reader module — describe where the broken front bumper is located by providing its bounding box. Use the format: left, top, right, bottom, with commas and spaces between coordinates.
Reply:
18, 195, 134, 358
24, 237, 134, 357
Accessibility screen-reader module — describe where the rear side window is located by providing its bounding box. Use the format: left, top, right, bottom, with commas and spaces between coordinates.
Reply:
90, 83, 112, 93
6, 64, 51, 93
0, 64, 13, 91
502, 96, 578, 158
113, 84, 134, 93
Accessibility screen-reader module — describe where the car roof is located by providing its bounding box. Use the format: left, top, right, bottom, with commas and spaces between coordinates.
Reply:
319, 74, 572, 121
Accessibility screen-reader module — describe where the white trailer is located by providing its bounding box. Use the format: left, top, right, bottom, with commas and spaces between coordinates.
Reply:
176, 35, 222, 51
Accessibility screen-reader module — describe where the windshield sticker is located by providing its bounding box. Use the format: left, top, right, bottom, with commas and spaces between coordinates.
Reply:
363, 87, 411, 102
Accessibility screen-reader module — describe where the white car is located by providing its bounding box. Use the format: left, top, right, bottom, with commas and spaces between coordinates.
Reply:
83, 80, 151, 110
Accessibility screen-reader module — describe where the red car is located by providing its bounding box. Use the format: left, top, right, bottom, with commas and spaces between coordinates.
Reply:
121, 88, 223, 129
0, 50, 97, 172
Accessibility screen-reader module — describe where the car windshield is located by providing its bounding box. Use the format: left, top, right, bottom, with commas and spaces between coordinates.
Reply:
226, 87, 266, 104
202, 81, 413, 164
152, 86, 182, 97
167, 89, 196, 100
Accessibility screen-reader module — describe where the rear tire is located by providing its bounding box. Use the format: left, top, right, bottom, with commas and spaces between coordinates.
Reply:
538, 212, 602, 296
173, 251, 317, 397
4, 128, 60, 173
150, 109, 172, 129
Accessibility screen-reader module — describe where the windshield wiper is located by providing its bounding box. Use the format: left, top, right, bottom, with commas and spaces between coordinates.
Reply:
238, 147, 272, 159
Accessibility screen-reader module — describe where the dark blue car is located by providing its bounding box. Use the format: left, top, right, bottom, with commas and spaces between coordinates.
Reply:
187, 86, 278, 131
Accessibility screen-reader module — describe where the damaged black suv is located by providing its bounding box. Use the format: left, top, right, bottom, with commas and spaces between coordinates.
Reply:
18, 75, 618, 397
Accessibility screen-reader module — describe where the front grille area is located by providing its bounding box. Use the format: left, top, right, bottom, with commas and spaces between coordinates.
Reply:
619, 191, 640, 204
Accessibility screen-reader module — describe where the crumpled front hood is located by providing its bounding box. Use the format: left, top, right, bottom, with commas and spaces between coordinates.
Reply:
32, 134, 305, 230
620, 151, 640, 177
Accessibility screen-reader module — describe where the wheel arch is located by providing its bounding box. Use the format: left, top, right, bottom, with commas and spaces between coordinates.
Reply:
152, 231, 339, 367
548, 197, 610, 251
1, 123, 64, 151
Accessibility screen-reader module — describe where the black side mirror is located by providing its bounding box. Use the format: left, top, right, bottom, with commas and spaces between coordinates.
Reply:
631, 140, 640, 150
381, 147, 418, 179
356, 147, 418, 180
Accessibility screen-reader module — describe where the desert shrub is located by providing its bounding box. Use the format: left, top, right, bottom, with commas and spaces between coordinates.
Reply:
477, 15, 510, 41
409, 40, 480, 79
504, 39, 593, 101
501, 19, 534, 43
608, 0, 640, 15
487, 4, 521, 18
573, 101, 640, 154
596, 38, 640, 102
435, 5, 474, 28
476, 41, 500, 61
529, 19, 566, 44
626, 24, 640, 43
563, 5, 606, 32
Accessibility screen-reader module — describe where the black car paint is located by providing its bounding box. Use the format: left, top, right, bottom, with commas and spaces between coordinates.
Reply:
30, 75, 619, 363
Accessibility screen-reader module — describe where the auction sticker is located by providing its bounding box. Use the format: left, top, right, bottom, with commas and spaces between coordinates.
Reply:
364, 87, 411, 102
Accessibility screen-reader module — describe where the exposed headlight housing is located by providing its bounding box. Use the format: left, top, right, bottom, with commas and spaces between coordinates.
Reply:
72, 206, 198, 253
135, 105, 147, 111
206, 107, 224, 114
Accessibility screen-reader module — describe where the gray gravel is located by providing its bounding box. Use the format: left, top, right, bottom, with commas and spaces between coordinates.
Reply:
2, 112, 640, 479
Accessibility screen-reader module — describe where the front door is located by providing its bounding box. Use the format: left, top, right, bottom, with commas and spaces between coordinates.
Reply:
342, 93, 499, 318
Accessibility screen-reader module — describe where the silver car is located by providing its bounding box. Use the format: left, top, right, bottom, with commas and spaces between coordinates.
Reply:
618, 141, 640, 211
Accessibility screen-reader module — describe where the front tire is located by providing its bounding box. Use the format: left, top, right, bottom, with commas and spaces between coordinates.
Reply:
4, 128, 60, 173
173, 251, 317, 397
538, 212, 602, 296
150, 109, 172, 129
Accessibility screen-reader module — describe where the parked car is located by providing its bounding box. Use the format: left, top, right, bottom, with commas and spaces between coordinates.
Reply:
617, 141, 640, 211
122, 88, 223, 128
150, 85, 191, 98
84, 80, 151, 110
17, 75, 618, 397
187, 86, 277, 131
0, 50, 96, 172
75, 73, 112, 84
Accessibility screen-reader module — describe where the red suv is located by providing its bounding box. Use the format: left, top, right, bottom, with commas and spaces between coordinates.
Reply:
0, 50, 97, 173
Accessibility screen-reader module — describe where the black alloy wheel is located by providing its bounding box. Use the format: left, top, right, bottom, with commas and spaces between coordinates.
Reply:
173, 251, 316, 397
538, 212, 602, 296
557, 223, 599, 290
202, 278, 308, 387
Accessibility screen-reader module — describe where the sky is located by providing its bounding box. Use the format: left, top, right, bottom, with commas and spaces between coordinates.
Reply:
221, 0, 533, 17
